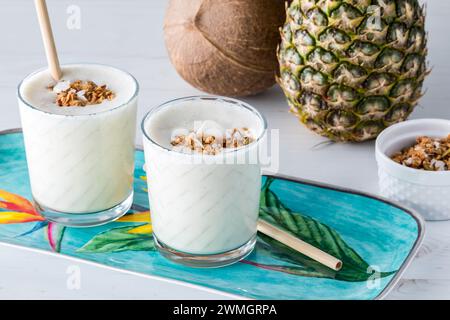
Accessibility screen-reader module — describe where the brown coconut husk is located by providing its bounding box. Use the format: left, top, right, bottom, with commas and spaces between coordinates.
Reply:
164, 0, 286, 97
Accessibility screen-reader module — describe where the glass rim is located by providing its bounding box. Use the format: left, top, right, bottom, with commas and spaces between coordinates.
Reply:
17, 63, 139, 118
141, 95, 268, 156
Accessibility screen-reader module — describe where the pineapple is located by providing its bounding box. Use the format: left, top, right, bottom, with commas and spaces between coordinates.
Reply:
277, 0, 428, 142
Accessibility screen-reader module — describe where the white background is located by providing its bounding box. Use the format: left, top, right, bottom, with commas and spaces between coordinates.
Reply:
0, 0, 449, 299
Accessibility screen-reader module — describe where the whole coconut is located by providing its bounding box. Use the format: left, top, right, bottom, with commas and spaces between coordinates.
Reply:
164, 0, 286, 97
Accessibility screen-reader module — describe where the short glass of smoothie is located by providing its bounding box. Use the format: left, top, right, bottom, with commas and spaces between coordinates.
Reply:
18, 64, 138, 227
142, 96, 267, 267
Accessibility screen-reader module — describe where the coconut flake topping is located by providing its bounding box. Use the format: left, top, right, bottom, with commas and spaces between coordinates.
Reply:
170, 120, 255, 155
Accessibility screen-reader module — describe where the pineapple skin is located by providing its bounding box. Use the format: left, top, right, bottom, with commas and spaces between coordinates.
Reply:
277, 0, 428, 142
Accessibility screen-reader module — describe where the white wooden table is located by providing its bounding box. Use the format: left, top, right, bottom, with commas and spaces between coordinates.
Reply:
0, 0, 449, 300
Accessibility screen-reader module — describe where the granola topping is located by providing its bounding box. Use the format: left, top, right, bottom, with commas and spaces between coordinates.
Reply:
391, 134, 450, 171
170, 121, 255, 155
48, 80, 116, 107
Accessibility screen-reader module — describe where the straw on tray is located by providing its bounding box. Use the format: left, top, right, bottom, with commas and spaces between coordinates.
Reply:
257, 219, 343, 271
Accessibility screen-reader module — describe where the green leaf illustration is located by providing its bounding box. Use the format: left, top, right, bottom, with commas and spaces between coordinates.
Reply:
78, 225, 155, 253
254, 177, 396, 282
46, 222, 66, 253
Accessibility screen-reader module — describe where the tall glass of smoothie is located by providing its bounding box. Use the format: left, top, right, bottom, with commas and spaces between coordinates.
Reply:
142, 96, 267, 267
18, 64, 138, 227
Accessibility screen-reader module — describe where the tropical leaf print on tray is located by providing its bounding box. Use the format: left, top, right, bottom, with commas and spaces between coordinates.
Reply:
251, 177, 396, 282
78, 225, 155, 253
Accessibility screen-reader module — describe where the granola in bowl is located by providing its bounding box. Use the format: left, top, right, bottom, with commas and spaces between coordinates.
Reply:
391, 134, 450, 171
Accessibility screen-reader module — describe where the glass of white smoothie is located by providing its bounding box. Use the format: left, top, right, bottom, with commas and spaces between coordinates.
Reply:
142, 96, 267, 267
18, 64, 138, 227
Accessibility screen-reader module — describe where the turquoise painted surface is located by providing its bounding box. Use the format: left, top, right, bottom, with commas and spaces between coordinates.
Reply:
0, 131, 420, 300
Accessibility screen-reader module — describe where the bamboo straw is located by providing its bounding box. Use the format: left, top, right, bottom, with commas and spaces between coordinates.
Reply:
34, 0, 62, 81
257, 219, 343, 271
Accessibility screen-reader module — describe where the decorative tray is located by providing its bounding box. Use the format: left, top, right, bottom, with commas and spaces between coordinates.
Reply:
0, 129, 424, 300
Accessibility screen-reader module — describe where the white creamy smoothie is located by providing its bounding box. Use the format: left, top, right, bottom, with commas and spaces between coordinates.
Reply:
142, 97, 266, 257
18, 64, 138, 215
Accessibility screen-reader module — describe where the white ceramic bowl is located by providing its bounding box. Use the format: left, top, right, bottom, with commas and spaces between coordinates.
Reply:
375, 119, 450, 221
